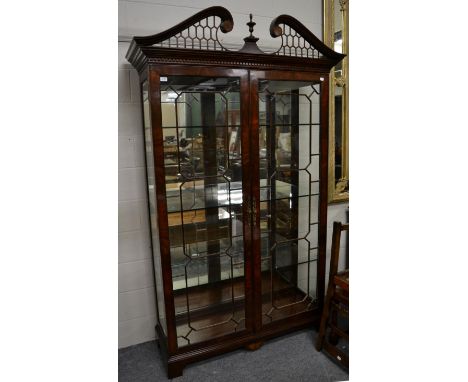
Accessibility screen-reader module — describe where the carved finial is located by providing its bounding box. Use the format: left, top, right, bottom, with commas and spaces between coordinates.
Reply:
239, 12, 263, 53
244, 13, 259, 43
247, 14, 255, 36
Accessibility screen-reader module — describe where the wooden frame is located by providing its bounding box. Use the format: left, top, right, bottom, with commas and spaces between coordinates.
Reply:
126, 6, 345, 378
324, 0, 349, 203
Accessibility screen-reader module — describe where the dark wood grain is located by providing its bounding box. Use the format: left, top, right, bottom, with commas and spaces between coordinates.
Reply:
318, 76, 330, 314
133, 6, 233, 46
163, 307, 319, 378
316, 221, 349, 369
248, 73, 263, 333
269, 14, 345, 60
239, 70, 255, 333
129, 7, 345, 378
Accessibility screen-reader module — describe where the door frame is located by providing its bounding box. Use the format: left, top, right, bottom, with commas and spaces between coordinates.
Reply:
248, 69, 330, 333
148, 65, 254, 353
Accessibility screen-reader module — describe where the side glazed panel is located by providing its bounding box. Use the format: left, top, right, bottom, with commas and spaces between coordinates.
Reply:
142, 81, 167, 334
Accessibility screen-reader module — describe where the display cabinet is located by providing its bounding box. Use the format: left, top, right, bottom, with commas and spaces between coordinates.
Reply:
126, 6, 344, 378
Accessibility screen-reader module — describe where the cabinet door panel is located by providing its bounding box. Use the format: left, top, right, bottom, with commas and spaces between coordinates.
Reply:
252, 74, 323, 326
158, 73, 250, 348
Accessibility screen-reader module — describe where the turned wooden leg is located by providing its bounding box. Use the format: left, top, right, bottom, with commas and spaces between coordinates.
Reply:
245, 341, 263, 351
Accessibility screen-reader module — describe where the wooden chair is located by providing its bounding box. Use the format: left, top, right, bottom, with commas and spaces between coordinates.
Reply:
316, 221, 349, 368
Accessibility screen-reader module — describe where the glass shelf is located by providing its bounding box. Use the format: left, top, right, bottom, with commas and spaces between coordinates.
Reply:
259, 123, 320, 127
165, 181, 243, 213
164, 179, 320, 213
163, 125, 241, 129
259, 179, 319, 201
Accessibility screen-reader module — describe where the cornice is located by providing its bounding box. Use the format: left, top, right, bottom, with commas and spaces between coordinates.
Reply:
125, 7, 345, 74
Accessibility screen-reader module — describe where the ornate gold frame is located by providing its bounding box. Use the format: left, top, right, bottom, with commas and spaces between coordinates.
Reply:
324, 0, 349, 203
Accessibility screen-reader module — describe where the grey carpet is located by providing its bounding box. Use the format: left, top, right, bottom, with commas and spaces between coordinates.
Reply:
119, 329, 349, 382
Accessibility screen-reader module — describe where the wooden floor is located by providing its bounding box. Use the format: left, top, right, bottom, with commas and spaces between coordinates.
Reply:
173, 271, 314, 347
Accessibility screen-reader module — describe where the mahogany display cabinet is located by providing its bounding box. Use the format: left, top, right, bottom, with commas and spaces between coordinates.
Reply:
126, 6, 344, 378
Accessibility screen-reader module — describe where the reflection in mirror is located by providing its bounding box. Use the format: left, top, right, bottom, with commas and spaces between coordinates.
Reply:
334, 85, 343, 184
334, 31, 342, 77
324, 0, 349, 202
334, 3, 343, 77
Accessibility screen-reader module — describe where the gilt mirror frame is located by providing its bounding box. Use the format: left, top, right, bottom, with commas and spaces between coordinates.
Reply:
324, 0, 349, 203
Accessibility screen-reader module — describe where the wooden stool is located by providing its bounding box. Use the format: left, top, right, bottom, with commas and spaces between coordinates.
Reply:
316, 221, 349, 368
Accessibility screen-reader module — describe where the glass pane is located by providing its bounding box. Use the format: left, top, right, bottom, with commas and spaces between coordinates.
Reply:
258, 79, 320, 325
334, 30, 343, 77
142, 81, 167, 334
334, 85, 343, 184
161, 75, 245, 347
334, 1, 343, 77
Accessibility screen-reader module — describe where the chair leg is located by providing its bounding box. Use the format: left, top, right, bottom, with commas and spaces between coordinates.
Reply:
316, 283, 335, 351
328, 307, 339, 345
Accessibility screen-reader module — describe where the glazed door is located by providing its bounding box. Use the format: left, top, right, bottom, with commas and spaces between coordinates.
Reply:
249, 70, 328, 329
150, 67, 254, 350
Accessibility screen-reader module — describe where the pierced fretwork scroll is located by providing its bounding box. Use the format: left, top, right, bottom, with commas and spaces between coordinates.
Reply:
274, 23, 320, 58
133, 6, 234, 52
270, 15, 343, 60
155, 16, 228, 51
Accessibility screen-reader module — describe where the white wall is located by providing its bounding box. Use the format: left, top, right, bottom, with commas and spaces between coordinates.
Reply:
118, 0, 348, 349
118, 40, 157, 348
119, 0, 322, 46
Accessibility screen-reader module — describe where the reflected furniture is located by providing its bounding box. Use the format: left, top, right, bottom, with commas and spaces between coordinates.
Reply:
316, 221, 349, 368
126, 6, 345, 378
